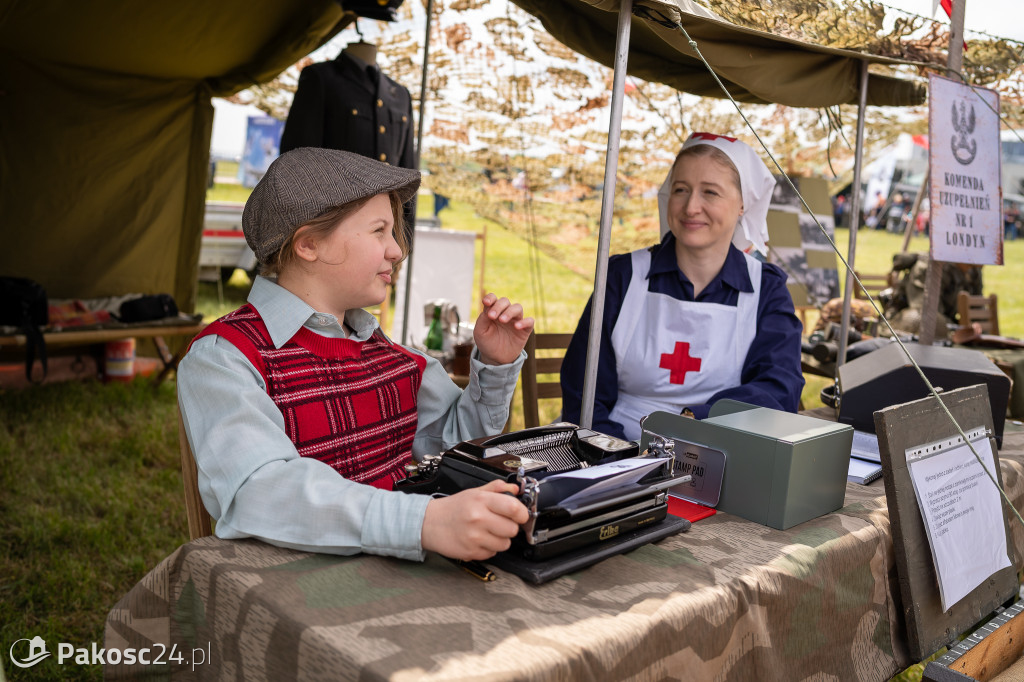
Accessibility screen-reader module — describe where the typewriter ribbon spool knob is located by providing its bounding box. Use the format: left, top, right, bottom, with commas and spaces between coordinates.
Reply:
646, 434, 675, 461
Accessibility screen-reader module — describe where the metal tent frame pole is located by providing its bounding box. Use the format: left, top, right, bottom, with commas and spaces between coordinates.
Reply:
918, 0, 966, 346
580, 0, 633, 429
836, 60, 871, 368
401, 0, 435, 344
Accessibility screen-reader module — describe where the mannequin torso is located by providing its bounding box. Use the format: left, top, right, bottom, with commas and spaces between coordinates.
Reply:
343, 41, 377, 67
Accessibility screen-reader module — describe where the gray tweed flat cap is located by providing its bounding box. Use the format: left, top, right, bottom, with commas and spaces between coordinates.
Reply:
242, 147, 421, 263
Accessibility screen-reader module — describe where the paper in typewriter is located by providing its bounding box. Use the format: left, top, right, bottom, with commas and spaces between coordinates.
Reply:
536, 457, 670, 510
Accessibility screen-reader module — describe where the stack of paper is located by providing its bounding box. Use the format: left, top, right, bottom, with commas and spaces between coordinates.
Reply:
848, 430, 884, 485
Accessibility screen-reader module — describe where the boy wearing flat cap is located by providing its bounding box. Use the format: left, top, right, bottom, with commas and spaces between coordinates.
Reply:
178, 148, 532, 562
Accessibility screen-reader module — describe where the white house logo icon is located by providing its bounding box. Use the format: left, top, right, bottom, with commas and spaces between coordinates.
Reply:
9, 635, 51, 668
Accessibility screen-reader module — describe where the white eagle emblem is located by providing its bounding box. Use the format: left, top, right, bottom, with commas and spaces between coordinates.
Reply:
950, 100, 977, 165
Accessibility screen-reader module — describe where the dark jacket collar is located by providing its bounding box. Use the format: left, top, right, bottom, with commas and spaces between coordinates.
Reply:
333, 52, 382, 92
648, 234, 754, 294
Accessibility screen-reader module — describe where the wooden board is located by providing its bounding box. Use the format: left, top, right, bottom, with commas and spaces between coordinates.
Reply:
874, 384, 1019, 662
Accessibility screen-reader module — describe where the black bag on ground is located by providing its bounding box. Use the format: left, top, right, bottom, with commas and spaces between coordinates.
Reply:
118, 294, 178, 323
0, 276, 49, 381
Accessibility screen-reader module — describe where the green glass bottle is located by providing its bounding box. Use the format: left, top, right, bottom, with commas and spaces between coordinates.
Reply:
425, 305, 444, 351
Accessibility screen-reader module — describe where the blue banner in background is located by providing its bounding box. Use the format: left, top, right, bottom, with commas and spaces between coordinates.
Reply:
433, 193, 450, 216
239, 116, 284, 188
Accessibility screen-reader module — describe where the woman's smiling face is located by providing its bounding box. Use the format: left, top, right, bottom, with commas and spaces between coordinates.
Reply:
666, 150, 744, 257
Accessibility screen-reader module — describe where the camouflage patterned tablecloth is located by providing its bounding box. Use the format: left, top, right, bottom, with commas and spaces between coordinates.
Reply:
105, 433, 1024, 682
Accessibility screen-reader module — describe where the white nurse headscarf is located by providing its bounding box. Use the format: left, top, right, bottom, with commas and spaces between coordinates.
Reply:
658, 132, 777, 256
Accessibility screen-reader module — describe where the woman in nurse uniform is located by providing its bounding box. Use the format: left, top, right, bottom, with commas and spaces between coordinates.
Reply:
560, 133, 805, 441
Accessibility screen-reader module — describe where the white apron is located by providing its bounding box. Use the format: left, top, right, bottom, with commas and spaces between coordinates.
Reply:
608, 248, 761, 441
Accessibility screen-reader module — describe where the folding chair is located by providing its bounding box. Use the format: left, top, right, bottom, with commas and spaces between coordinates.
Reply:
177, 409, 213, 540
957, 291, 1000, 335
519, 331, 573, 429
852, 270, 893, 300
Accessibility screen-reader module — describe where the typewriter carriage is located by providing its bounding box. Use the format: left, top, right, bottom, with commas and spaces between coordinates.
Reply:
399, 423, 640, 493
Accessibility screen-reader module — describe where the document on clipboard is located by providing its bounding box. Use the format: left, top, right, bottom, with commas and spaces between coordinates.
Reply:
906, 428, 1011, 611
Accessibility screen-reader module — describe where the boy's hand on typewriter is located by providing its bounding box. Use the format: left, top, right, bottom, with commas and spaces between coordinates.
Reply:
421, 479, 530, 561
474, 293, 534, 366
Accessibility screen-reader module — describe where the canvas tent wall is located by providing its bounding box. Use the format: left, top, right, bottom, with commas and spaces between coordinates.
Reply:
0, 0, 348, 309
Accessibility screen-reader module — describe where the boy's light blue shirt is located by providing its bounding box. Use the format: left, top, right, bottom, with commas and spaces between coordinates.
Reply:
177, 276, 524, 560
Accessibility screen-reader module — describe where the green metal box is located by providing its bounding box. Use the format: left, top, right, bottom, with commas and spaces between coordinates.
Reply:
641, 401, 853, 529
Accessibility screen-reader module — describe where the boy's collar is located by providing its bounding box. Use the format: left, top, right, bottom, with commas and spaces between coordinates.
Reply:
248, 276, 378, 347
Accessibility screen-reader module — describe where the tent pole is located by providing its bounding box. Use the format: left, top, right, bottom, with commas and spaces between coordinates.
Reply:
414, 0, 433, 169
580, 0, 633, 430
401, 0, 435, 344
836, 60, 870, 368
918, 0, 965, 345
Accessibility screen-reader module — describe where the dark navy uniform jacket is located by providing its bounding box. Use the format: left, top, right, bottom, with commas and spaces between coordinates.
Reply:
280, 52, 417, 229
281, 52, 415, 170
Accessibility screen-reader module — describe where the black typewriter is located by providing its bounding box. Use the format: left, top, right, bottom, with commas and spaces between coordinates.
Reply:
397, 423, 692, 582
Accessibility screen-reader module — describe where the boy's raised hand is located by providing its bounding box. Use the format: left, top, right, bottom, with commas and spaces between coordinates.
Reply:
421, 479, 530, 560
473, 293, 534, 366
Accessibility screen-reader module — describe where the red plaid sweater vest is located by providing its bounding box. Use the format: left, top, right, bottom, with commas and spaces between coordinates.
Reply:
197, 305, 426, 490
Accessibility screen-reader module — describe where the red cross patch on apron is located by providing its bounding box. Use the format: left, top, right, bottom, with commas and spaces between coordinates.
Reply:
659, 341, 703, 385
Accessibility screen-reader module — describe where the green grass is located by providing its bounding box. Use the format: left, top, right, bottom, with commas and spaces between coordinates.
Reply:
426, 201, 598, 428
433, 201, 595, 332
195, 272, 255, 320
828, 228, 1024, 338
206, 181, 251, 204
212, 159, 239, 180
0, 380, 186, 681
3, 200, 1021, 681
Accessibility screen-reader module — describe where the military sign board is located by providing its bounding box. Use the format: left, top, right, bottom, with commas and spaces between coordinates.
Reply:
928, 73, 1003, 265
